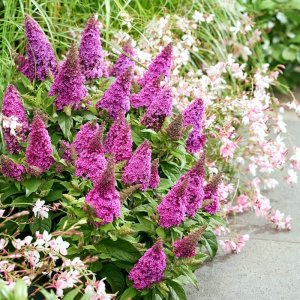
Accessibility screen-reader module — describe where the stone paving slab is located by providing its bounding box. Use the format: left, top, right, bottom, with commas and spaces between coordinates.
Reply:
187, 111, 300, 300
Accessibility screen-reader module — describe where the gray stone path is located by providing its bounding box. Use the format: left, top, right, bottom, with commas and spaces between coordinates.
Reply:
187, 111, 300, 300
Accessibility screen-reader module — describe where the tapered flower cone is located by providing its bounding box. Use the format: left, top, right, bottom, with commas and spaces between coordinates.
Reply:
157, 177, 189, 228
138, 43, 173, 87
15, 15, 57, 81
166, 114, 183, 141
111, 41, 135, 77
48, 44, 87, 110
122, 140, 152, 190
96, 67, 133, 119
141, 87, 173, 131
129, 239, 166, 290
0, 155, 25, 181
75, 126, 107, 184
79, 15, 107, 80
104, 114, 132, 162
85, 157, 121, 225
173, 225, 207, 258
203, 173, 222, 214
25, 113, 53, 173
1, 84, 29, 154
73, 122, 100, 156
149, 159, 160, 189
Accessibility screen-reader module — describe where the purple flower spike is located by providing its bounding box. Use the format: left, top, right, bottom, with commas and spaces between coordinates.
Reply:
183, 99, 206, 153
96, 67, 133, 119
149, 159, 160, 190
48, 44, 87, 110
186, 129, 207, 154
138, 43, 173, 87
15, 16, 57, 81
141, 87, 173, 131
26, 114, 53, 173
79, 15, 107, 80
0, 156, 25, 181
130, 77, 161, 109
1, 85, 29, 154
104, 114, 132, 163
203, 173, 222, 215
122, 140, 152, 190
157, 177, 189, 228
85, 158, 121, 225
73, 122, 100, 156
111, 41, 135, 77
129, 239, 166, 290
177, 155, 205, 217
75, 127, 107, 184
173, 226, 207, 258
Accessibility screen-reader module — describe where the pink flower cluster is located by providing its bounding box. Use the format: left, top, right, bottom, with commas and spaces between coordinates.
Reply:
129, 240, 166, 290
219, 234, 250, 254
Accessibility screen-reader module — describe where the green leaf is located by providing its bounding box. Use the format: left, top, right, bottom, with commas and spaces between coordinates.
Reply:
282, 47, 297, 61
201, 230, 218, 258
167, 280, 187, 300
23, 178, 43, 197
97, 238, 141, 263
40, 289, 58, 300
102, 263, 126, 293
156, 227, 166, 239
58, 113, 73, 140
30, 217, 52, 234
63, 286, 82, 300
13, 279, 27, 300
120, 287, 138, 300
44, 189, 64, 202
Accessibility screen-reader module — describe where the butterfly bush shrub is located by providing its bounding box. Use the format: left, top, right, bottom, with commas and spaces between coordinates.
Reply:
0, 15, 222, 299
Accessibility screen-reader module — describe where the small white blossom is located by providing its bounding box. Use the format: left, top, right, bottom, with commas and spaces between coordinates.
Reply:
33, 199, 49, 219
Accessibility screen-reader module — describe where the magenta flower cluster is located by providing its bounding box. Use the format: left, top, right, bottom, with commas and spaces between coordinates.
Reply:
75, 127, 107, 184
173, 227, 206, 258
111, 41, 135, 77
122, 140, 152, 190
157, 157, 206, 227
141, 87, 173, 131
129, 239, 166, 290
138, 43, 173, 87
25, 114, 53, 173
73, 122, 100, 156
48, 44, 87, 110
79, 15, 107, 80
157, 177, 189, 228
149, 159, 160, 190
1, 85, 29, 154
183, 99, 206, 153
85, 159, 121, 225
130, 77, 161, 109
0, 156, 25, 181
16, 16, 57, 81
203, 174, 222, 214
104, 114, 132, 162
96, 67, 133, 119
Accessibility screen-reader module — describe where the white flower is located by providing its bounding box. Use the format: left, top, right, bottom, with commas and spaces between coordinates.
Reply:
33, 199, 49, 219
0, 209, 5, 218
0, 238, 8, 250
206, 14, 214, 23
2, 115, 22, 136
192, 11, 205, 23
50, 236, 69, 255
286, 169, 298, 185
276, 12, 287, 24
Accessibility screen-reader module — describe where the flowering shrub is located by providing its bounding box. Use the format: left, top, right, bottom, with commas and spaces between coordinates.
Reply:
0, 15, 222, 299
1, 1, 299, 298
